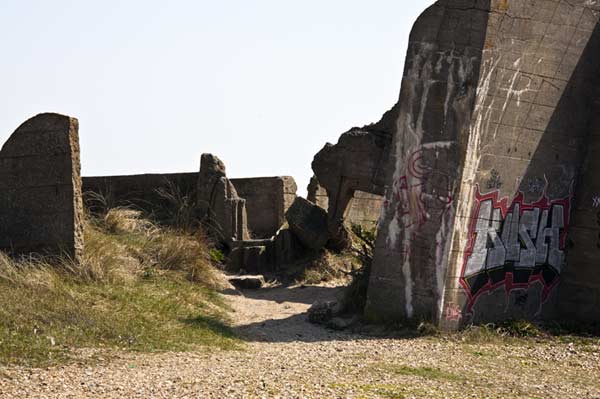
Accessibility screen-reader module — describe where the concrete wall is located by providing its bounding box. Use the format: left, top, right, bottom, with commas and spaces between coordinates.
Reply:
559, 60, 600, 321
232, 177, 297, 238
0, 113, 84, 261
366, 0, 600, 328
82, 172, 198, 222
83, 173, 297, 238
307, 178, 383, 230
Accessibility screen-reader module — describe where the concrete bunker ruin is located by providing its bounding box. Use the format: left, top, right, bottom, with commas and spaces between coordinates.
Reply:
348, 0, 600, 329
5, 0, 600, 334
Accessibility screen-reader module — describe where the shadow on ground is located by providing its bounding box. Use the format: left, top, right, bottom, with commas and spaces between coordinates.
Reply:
222, 284, 421, 344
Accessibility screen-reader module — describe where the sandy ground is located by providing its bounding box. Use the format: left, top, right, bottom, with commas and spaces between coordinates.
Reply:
1, 284, 600, 398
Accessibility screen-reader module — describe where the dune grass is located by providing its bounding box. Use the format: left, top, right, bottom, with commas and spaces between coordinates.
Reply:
0, 208, 239, 367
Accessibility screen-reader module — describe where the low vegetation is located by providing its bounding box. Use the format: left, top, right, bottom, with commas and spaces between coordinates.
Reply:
0, 208, 239, 367
343, 223, 376, 314
290, 250, 355, 285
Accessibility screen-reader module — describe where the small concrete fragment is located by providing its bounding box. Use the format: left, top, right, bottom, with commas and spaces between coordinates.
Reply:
228, 275, 266, 290
285, 197, 329, 250
307, 300, 340, 324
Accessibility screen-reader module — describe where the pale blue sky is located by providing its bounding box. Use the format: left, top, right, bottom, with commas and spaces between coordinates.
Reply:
1, 1, 431, 194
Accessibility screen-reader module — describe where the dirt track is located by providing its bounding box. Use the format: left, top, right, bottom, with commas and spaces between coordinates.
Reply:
1, 284, 599, 398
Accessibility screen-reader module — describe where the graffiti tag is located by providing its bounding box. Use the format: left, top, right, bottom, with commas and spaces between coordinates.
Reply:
460, 186, 571, 312
444, 302, 462, 322
387, 142, 455, 231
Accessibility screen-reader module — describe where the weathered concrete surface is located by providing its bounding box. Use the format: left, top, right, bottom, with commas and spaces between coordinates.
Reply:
285, 197, 329, 250
231, 177, 297, 238
197, 154, 250, 243
83, 173, 297, 239
558, 34, 600, 322
83, 172, 198, 220
312, 106, 397, 248
365, 0, 487, 324
307, 176, 383, 230
365, 0, 600, 328
0, 113, 84, 261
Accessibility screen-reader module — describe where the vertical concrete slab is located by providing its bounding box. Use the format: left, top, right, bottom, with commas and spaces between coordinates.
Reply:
197, 153, 250, 243
0, 113, 84, 261
365, 0, 491, 322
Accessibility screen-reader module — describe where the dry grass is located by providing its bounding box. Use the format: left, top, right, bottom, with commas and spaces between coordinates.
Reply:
299, 251, 355, 284
0, 208, 238, 366
80, 207, 230, 289
279, 250, 355, 285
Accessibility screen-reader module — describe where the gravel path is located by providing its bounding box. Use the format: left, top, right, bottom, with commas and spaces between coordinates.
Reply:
1, 284, 599, 398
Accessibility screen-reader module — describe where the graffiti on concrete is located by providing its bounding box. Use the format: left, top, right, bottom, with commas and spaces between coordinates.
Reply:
385, 141, 455, 235
460, 186, 571, 312
444, 302, 462, 322
525, 177, 545, 196
486, 169, 502, 190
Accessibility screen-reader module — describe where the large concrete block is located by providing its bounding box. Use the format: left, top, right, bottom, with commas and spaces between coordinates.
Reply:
285, 197, 329, 250
364, 0, 600, 328
231, 176, 297, 238
0, 113, 84, 261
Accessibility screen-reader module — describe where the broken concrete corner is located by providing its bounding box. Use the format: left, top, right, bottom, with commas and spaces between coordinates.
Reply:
311, 106, 395, 248
197, 153, 250, 243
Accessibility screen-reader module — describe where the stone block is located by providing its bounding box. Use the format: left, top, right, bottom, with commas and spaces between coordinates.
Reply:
285, 197, 329, 250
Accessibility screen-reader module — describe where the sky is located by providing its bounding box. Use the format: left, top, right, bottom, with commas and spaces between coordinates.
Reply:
1, 0, 432, 195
